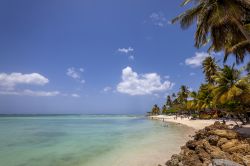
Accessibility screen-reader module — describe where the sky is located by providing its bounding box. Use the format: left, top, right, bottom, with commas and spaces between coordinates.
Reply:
0, 0, 248, 114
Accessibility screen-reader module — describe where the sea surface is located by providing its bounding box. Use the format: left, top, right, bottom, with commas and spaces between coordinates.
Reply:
0, 115, 194, 166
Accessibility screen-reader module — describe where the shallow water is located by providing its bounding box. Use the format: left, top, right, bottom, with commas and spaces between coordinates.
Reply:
0, 115, 194, 166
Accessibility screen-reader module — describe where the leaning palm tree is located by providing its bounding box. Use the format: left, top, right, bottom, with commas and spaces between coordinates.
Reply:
202, 56, 219, 84
172, 0, 250, 63
212, 65, 250, 123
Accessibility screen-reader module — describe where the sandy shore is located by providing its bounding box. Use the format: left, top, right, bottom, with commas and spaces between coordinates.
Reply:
149, 115, 236, 130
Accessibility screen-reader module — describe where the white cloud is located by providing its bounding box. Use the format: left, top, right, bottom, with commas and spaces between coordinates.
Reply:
0, 72, 49, 90
117, 47, 135, 60
117, 66, 174, 96
0, 89, 60, 97
117, 47, 134, 54
71, 93, 80, 98
66, 67, 85, 84
66, 67, 80, 79
185, 52, 210, 67
150, 12, 168, 27
190, 72, 196, 76
103, 86, 112, 92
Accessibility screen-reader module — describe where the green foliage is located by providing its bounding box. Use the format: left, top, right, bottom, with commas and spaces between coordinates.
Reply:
202, 56, 219, 84
151, 1, 250, 124
162, 105, 168, 114
172, 0, 250, 64
151, 104, 161, 115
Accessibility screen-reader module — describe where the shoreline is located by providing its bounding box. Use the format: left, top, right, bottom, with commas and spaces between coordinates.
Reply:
149, 115, 237, 130
149, 115, 250, 166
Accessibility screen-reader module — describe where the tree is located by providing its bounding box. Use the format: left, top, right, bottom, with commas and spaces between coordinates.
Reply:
177, 85, 190, 104
196, 84, 214, 110
162, 105, 168, 114
172, 0, 250, 63
166, 95, 172, 107
202, 56, 219, 84
212, 65, 250, 123
174, 85, 190, 113
187, 91, 198, 110
151, 104, 161, 115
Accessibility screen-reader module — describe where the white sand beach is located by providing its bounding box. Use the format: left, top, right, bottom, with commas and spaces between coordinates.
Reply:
149, 115, 236, 130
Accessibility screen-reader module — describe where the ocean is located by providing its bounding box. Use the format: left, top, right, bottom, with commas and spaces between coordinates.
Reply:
0, 115, 194, 166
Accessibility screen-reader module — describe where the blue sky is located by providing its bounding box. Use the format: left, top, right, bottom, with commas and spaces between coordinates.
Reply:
0, 0, 247, 114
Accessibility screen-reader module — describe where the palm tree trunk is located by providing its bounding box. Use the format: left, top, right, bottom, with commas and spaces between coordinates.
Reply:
234, 18, 250, 42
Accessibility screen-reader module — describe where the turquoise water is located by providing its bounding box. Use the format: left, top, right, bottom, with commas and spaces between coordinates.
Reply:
0, 115, 194, 166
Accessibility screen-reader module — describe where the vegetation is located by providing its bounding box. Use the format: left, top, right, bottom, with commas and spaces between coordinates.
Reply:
172, 0, 250, 64
151, 104, 161, 115
150, 57, 250, 124
150, 0, 250, 124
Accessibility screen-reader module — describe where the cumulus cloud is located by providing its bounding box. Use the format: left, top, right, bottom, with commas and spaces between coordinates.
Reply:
0, 72, 49, 90
117, 47, 134, 54
117, 66, 174, 96
0, 89, 60, 97
66, 67, 85, 84
185, 52, 210, 67
150, 12, 168, 27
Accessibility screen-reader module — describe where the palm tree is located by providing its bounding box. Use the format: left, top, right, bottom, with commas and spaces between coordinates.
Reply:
196, 84, 214, 110
189, 91, 198, 110
162, 105, 168, 114
172, 0, 250, 63
212, 65, 250, 123
177, 85, 190, 104
202, 56, 219, 84
186, 91, 199, 115
166, 95, 172, 107
151, 104, 161, 115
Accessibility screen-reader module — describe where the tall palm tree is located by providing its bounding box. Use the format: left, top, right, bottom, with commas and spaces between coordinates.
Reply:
177, 85, 190, 104
212, 65, 250, 123
202, 56, 219, 84
166, 95, 172, 107
172, 0, 250, 63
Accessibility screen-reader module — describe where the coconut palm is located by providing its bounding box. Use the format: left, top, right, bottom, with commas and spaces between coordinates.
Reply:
202, 56, 219, 84
162, 105, 168, 114
196, 84, 214, 110
186, 91, 198, 111
172, 0, 250, 63
212, 65, 250, 123
151, 104, 161, 115
177, 85, 190, 105
166, 95, 172, 107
